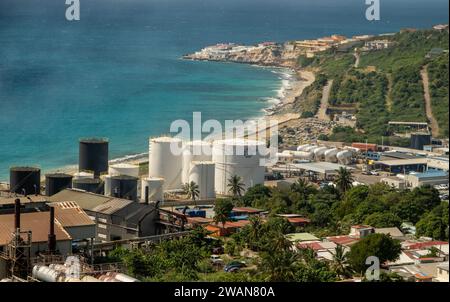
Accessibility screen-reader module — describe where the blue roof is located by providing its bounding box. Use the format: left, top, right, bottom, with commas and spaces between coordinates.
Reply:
411, 170, 448, 179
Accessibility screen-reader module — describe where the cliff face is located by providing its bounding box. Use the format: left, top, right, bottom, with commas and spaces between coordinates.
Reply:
184, 44, 299, 68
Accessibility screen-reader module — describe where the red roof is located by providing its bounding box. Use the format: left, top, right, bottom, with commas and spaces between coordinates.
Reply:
326, 235, 359, 246
232, 207, 264, 214
287, 217, 311, 224
297, 241, 323, 251
207, 220, 251, 230
407, 241, 448, 250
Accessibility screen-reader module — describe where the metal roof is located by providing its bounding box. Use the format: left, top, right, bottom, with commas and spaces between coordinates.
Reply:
48, 189, 132, 214
285, 233, 319, 242
91, 198, 134, 215
0, 211, 71, 246
376, 158, 428, 166
291, 162, 354, 174
51, 202, 96, 227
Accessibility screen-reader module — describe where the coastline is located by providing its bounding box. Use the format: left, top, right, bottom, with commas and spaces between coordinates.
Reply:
0, 63, 311, 184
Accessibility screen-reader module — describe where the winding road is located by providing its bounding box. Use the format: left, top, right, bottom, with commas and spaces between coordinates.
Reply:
421, 65, 439, 137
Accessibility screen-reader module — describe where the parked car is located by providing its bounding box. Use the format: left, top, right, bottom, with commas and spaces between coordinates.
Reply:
224, 261, 246, 272
210, 255, 224, 265
370, 171, 379, 176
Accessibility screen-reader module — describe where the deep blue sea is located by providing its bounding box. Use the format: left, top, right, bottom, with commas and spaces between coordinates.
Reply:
0, 0, 448, 180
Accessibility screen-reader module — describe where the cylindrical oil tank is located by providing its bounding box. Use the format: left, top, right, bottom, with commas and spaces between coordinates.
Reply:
291, 151, 314, 160
32, 265, 62, 283
303, 145, 318, 152
106, 272, 140, 282
72, 178, 104, 194
81, 275, 102, 282
108, 163, 139, 178
410, 133, 431, 150
141, 177, 164, 202
324, 148, 340, 163
10, 167, 41, 195
103, 175, 112, 197
73, 171, 94, 180
314, 147, 329, 161
45, 173, 73, 196
181, 140, 212, 184
79, 138, 109, 177
189, 161, 215, 199
109, 175, 138, 201
337, 150, 353, 165
148, 137, 183, 190
296, 144, 311, 151
212, 139, 266, 195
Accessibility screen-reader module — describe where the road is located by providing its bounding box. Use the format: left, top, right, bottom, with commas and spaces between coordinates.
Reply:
316, 80, 333, 121
421, 65, 439, 137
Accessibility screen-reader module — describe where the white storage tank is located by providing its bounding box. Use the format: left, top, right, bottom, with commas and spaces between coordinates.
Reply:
314, 147, 329, 161
296, 144, 310, 151
291, 151, 314, 160
148, 137, 183, 190
109, 163, 139, 178
181, 140, 212, 184
102, 175, 112, 196
303, 145, 318, 152
141, 177, 165, 202
324, 148, 340, 163
337, 150, 353, 165
73, 171, 94, 180
212, 139, 266, 195
32, 265, 62, 282
188, 161, 215, 199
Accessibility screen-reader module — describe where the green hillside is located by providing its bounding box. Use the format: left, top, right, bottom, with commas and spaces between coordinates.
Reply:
303, 28, 449, 143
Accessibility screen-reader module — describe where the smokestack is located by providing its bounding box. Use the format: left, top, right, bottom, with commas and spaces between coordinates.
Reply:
48, 207, 56, 253
144, 186, 149, 205
14, 198, 21, 230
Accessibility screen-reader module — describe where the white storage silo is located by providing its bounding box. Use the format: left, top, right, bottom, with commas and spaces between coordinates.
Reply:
314, 147, 329, 161
181, 140, 212, 184
148, 137, 183, 190
188, 161, 215, 199
141, 177, 165, 202
337, 150, 353, 165
103, 175, 112, 196
109, 163, 139, 178
212, 139, 266, 195
324, 148, 340, 163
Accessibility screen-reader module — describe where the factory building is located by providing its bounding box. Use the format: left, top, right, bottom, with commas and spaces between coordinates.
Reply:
374, 158, 428, 174
48, 189, 158, 242
404, 171, 449, 188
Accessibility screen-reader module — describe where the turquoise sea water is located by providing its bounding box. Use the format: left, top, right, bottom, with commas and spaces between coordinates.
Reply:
0, 0, 448, 181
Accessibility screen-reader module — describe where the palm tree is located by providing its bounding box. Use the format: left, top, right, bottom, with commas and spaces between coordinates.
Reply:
213, 199, 234, 229
248, 216, 263, 251
335, 167, 354, 193
332, 244, 352, 279
183, 181, 200, 206
227, 175, 245, 198
291, 178, 314, 200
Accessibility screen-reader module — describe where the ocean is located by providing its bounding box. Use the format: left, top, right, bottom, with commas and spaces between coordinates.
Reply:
0, 0, 448, 181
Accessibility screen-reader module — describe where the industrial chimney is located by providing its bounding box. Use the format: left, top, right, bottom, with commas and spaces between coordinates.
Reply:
48, 207, 56, 253
14, 198, 21, 231
144, 186, 149, 205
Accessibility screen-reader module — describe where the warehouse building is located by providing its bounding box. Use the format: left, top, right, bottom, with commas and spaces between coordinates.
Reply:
49, 189, 158, 242
404, 170, 449, 188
